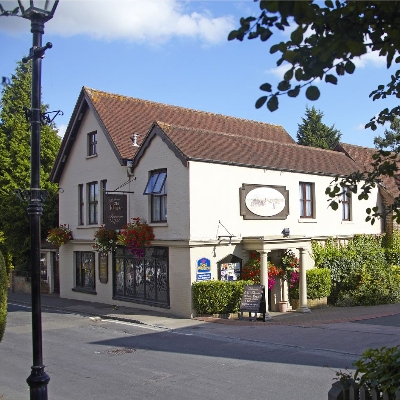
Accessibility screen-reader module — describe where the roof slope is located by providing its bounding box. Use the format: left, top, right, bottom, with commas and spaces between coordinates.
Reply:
138, 122, 361, 176
335, 142, 400, 199
84, 87, 295, 159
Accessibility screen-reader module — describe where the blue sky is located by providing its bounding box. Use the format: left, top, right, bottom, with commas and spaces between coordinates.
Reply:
1, 0, 398, 147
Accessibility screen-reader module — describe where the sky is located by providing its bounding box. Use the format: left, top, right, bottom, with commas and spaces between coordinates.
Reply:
0, 0, 398, 148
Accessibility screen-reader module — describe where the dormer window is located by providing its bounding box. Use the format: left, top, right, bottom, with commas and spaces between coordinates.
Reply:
144, 170, 167, 222
88, 131, 97, 156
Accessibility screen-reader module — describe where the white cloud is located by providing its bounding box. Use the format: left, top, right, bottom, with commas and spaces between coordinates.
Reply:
353, 50, 386, 69
57, 124, 67, 138
0, 0, 235, 45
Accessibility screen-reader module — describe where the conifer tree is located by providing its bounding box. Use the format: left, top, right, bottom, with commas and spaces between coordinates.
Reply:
374, 117, 400, 151
296, 106, 342, 149
0, 61, 61, 271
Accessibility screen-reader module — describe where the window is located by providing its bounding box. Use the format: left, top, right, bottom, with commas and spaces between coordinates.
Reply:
75, 251, 95, 291
299, 182, 314, 218
88, 182, 99, 225
101, 180, 107, 224
78, 184, 84, 225
144, 170, 167, 222
342, 187, 351, 221
114, 246, 169, 306
88, 131, 97, 156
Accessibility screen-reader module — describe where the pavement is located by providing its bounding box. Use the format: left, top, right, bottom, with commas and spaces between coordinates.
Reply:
7, 290, 400, 330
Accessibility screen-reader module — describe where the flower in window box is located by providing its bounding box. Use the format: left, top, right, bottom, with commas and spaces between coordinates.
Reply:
118, 217, 155, 258
46, 224, 73, 247
93, 225, 119, 254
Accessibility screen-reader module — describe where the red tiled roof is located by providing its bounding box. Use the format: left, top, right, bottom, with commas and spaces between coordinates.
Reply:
336, 142, 400, 198
85, 87, 296, 159
150, 122, 360, 176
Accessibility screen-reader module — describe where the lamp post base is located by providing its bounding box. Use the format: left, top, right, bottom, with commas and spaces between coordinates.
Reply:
27, 365, 50, 400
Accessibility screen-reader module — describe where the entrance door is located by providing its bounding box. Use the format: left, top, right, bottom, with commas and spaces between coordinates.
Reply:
52, 252, 60, 294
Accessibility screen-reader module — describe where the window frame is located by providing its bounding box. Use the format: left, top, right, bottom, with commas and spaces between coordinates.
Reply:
342, 186, 351, 221
87, 131, 97, 157
88, 181, 99, 225
299, 182, 314, 218
78, 184, 84, 225
144, 170, 167, 223
74, 251, 96, 292
113, 246, 169, 307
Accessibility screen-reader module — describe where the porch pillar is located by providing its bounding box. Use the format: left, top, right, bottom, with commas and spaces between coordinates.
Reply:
297, 247, 311, 313
259, 250, 272, 320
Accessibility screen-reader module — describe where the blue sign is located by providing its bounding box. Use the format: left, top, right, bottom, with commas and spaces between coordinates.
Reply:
196, 257, 211, 281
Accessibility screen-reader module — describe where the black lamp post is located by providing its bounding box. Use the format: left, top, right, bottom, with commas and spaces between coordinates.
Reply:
18, 1, 58, 399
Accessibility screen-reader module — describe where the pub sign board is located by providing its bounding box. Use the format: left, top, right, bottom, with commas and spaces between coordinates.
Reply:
103, 193, 127, 230
240, 184, 289, 220
240, 284, 266, 314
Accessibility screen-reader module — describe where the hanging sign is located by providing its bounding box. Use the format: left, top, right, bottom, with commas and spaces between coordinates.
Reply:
196, 258, 211, 281
103, 193, 127, 230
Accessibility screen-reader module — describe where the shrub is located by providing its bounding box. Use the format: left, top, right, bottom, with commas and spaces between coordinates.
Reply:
192, 280, 252, 315
354, 346, 400, 396
0, 251, 7, 342
382, 230, 400, 266
311, 235, 399, 306
289, 268, 331, 300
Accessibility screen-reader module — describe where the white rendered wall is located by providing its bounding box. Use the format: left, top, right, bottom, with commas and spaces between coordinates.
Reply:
188, 161, 382, 241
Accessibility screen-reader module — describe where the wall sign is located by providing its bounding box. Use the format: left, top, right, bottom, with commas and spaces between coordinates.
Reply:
99, 253, 108, 284
196, 258, 211, 281
240, 184, 289, 220
103, 193, 127, 230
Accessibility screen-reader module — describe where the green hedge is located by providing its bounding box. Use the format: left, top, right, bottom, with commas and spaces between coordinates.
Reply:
192, 280, 252, 315
312, 234, 400, 306
289, 268, 331, 300
0, 251, 7, 342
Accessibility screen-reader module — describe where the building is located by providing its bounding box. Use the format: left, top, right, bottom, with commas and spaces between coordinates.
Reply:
49, 87, 385, 317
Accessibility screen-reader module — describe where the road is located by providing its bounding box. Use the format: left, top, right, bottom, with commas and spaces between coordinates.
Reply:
1, 302, 399, 400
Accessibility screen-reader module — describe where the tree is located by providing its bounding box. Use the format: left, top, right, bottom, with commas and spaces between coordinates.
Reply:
374, 117, 400, 151
0, 250, 7, 342
229, 1, 400, 223
0, 61, 61, 271
297, 106, 342, 149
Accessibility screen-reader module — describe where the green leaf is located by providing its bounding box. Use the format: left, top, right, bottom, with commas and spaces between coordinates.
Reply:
284, 69, 294, 81
270, 44, 280, 54
255, 96, 268, 109
336, 64, 345, 76
267, 95, 279, 112
290, 26, 303, 45
265, 1, 279, 12
260, 83, 272, 92
287, 85, 300, 98
227, 30, 237, 41
277, 80, 290, 91
345, 60, 355, 74
305, 85, 320, 101
325, 74, 338, 85
260, 28, 273, 42
330, 201, 338, 211
295, 68, 303, 81
325, 0, 334, 7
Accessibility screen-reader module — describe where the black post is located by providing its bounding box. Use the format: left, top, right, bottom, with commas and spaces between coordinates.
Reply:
25, 15, 50, 400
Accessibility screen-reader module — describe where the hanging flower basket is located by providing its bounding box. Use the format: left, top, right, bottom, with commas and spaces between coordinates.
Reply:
241, 252, 282, 289
93, 225, 119, 254
46, 224, 73, 247
118, 217, 155, 258
280, 249, 300, 288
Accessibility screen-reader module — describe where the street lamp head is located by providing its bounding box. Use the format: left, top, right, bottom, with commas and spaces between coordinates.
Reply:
18, 0, 58, 22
